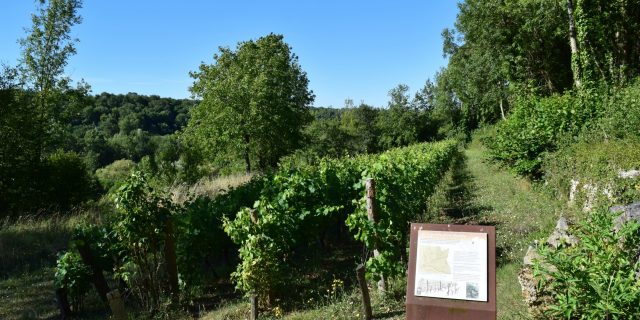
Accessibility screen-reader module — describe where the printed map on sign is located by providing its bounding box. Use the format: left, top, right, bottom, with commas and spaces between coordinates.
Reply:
414, 230, 487, 301
417, 246, 450, 274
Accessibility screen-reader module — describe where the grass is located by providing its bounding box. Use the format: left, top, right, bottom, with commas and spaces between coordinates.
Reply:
200, 284, 405, 320
0, 207, 108, 319
0, 208, 105, 278
438, 136, 575, 319
170, 173, 254, 204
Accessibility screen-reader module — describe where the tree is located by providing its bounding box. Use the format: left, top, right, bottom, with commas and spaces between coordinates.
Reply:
19, 0, 83, 160
0, 66, 39, 214
340, 102, 380, 154
185, 33, 314, 174
438, 0, 572, 132
377, 84, 423, 150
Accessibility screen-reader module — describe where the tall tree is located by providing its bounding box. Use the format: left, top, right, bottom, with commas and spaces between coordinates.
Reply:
438, 0, 572, 131
19, 0, 83, 159
185, 33, 314, 174
377, 84, 423, 149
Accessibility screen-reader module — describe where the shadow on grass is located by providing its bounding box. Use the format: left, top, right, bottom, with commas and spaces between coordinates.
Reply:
424, 150, 514, 268
0, 267, 108, 320
429, 150, 493, 221
282, 241, 362, 310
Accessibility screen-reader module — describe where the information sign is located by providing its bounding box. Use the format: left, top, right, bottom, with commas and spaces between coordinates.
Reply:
406, 224, 496, 320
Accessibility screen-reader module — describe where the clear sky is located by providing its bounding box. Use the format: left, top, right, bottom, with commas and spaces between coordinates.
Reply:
0, 1, 459, 108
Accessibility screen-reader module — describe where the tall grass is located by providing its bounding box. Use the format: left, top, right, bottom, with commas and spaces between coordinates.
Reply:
170, 173, 254, 204
0, 206, 105, 278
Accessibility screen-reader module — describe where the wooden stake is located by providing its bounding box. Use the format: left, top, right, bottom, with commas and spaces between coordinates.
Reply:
365, 178, 386, 292
107, 289, 127, 320
250, 294, 259, 320
356, 264, 373, 320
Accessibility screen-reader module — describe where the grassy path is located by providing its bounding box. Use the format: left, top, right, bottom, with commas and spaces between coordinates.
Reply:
441, 136, 570, 319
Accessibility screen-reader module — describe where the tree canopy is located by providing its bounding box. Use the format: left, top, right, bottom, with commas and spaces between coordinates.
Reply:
184, 33, 314, 173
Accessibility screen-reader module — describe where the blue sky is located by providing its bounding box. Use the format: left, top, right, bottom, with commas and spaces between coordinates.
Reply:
0, 1, 459, 108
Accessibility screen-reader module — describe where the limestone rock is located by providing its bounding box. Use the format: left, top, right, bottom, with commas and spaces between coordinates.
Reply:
610, 201, 640, 232
547, 217, 578, 249
618, 169, 640, 179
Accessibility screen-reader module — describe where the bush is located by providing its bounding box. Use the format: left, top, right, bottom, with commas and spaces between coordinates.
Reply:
112, 171, 177, 311
534, 207, 640, 319
597, 80, 640, 140
54, 251, 92, 312
42, 150, 97, 209
487, 89, 603, 176
95, 159, 136, 192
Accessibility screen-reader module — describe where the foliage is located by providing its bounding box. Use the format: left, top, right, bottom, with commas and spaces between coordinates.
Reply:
534, 207, 640, 319
176, 178, 263, 286
596, 80, 640, 140
377, 84, 427, 150
0, 67, 40, 215
41, 149, 97, 209
185, 33, 314, 173
572, 0, 640, 86
223, 140, 458, 303
95, 159, 136, 192
54, 251, 92, 311
438, 0, 572, 132
346, 141, 458, 280
18, 0, 83, 160
487, 89, 603, 176
112, 171, 176, 311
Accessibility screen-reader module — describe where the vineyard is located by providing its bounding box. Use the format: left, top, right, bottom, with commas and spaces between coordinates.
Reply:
53, 139, 459, 315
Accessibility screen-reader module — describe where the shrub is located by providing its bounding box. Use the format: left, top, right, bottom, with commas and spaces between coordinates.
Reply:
487, 89, 603, 176
54, 251, 92, 312
112, 171, 177, 311
597, 80, 640, 140
95, 159, 136, 192
534, 207, 640, 319
42, 150, 97, 209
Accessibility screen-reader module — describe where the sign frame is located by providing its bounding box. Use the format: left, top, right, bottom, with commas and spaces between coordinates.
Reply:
406, 223, 496, 320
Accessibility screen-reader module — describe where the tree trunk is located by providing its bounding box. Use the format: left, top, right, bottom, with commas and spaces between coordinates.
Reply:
76, 243, 110, 303
566, 0, 582, 88
243, 133, 251, 175
499, 98, 506, 120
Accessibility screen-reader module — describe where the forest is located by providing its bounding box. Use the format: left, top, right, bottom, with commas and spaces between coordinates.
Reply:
1, 0, 640, 319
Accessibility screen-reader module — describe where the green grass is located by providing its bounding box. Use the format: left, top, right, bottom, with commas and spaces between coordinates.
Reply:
0, 208, 109, 319
453, 136, 575, 319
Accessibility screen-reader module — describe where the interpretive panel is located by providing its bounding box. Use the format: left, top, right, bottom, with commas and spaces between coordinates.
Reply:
406, 223, 496, 320
414, 230, 487, 301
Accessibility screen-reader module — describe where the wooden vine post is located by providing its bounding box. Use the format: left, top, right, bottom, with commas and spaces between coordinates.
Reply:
365, 178, 386, 292
356, 264, 373, 320
250, 294, 259, 320
106, 289, 128, 320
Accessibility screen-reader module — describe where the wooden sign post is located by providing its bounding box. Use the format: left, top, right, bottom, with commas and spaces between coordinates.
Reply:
406, 223, 496, 319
